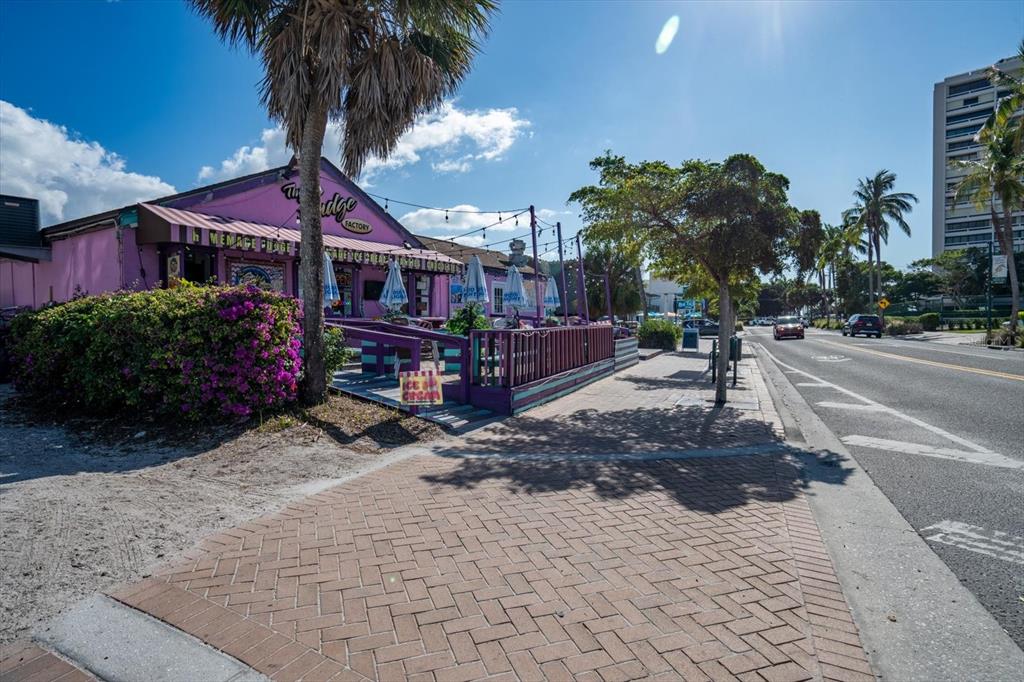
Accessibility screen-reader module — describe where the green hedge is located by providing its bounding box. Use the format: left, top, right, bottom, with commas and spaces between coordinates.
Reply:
885, 320, 923, 336
8, 285, 302, 419
637, 318, 682, 350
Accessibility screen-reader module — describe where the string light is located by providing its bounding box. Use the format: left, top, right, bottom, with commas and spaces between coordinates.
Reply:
364, 192, 527, 215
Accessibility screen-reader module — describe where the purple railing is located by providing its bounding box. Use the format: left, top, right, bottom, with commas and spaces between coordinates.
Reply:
325, 320, 470, 404
469, 324, 614, 388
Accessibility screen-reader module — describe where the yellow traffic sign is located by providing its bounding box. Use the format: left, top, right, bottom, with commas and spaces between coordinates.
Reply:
878, 297, 890, 310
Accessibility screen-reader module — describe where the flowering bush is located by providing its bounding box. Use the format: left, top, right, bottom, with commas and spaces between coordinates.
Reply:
8, 285, 302, 419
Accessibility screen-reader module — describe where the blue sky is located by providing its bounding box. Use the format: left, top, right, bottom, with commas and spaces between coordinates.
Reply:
1, 0, 1021, 268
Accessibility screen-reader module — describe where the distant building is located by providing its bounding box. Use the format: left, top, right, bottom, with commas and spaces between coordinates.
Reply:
645, 277, 695, 315
932, 55, 1023, 257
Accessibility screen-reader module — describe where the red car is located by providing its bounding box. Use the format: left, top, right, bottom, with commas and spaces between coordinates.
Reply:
774, 316, 805, 340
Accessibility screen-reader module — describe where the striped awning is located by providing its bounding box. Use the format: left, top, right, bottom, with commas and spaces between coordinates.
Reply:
137, 203, 463, 274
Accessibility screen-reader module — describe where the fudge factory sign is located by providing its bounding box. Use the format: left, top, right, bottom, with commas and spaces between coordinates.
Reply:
281, 182, 372, 235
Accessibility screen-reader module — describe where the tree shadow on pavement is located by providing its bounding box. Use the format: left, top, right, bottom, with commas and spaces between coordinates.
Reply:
423, 404, 854, 513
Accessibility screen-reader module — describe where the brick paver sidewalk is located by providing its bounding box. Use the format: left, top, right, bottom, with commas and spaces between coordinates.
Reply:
6, 350, 873, 681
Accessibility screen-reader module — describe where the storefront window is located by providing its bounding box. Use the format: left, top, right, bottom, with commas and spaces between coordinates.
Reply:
335, 266, 353, 316
493, 284, 505, 315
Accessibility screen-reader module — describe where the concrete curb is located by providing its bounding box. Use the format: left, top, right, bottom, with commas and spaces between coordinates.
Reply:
753, 343, 1024, 681
35, 595, 269, 682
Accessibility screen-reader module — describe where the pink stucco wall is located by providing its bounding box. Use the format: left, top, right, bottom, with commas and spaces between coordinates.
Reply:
0, 259, 42, 308
46, 228, 121, 300
1, 226, 161, 308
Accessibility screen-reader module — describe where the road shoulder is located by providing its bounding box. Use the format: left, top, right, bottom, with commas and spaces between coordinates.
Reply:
753, 343, 1024, 681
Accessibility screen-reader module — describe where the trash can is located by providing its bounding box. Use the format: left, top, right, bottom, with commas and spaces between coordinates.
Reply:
682, 327, 699, 350
730, 336, 742, 361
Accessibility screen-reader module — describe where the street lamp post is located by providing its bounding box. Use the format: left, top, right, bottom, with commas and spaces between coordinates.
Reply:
987, 240, 993, 335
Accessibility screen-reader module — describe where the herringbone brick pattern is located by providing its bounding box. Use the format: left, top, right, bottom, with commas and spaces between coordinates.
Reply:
0, 642, 95, 681
108, 451, 872, 682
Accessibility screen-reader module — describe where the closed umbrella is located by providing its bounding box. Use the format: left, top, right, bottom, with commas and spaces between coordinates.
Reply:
379, 259, 408, 311
502, 265, 528, 315
542, 277, 560, 312
323, 252, 340, 309
462, 255, 490, 304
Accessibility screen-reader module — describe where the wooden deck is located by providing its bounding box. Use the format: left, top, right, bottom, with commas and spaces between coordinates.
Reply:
330, 370, 499, 433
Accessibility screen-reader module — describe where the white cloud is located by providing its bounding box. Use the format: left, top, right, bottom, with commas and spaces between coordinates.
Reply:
197, 101, 530, 183
0, 101, 176, 225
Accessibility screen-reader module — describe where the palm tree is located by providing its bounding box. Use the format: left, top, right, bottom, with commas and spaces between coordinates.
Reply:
814, 223, 857, 323
981, 40, 1023, 153
843, 171, 918, 320
953, 118, 1024, 335
190, 0, 497, 404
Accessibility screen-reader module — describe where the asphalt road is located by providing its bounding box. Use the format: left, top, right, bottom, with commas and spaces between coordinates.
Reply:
746, 325, 1024, 647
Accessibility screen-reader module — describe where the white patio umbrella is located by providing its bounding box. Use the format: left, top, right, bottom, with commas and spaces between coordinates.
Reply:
462, 255, 490, 305
322, 252, 340, 309
379, 259, 408, 310
542, 277, 561, 311
502, 265, 528, 315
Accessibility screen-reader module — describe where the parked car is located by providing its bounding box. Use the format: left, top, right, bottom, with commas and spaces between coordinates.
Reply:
685, 318, 720, 337
842, 313, 882, 338
773, 316, 804, 340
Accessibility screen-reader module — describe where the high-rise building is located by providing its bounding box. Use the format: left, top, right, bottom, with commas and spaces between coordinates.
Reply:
932, 56, 1023, 257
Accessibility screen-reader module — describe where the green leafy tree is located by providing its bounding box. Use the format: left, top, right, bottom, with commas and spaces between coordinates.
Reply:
843, 170, 918, 320
580, 242, 645, 319
953, 116, 1023, 334
190, 0, 497, 404
910, 250, 983, 310
570, 153, 794, 403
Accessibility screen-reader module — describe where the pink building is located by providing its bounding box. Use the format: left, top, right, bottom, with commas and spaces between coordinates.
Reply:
417, 236, 550, 321
0, 158, 463, 318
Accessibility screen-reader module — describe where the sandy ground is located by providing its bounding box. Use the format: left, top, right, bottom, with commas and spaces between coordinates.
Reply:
0, 386, 446, 645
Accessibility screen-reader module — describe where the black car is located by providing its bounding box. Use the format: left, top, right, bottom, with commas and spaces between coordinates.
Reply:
842, 314, 882, 338
686, 318, 720, 337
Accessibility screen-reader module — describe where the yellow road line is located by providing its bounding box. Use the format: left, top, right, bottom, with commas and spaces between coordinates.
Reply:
816, 339, 1024, 382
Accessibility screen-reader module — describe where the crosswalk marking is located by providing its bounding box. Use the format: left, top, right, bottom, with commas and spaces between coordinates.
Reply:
920, 520, 1024, 565
840, 434, 1024, 470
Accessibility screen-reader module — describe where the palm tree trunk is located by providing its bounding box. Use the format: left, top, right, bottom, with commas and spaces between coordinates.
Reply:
874, 232, 885, 325
714, 277, 732, 404
996, 207, 1020, 335
298, 100, 329, 405
818, 268, 826, 321
866, 237, 874, 308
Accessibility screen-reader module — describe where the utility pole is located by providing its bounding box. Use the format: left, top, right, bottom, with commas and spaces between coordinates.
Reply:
576, 232, 589, 323
556, 222, 569, 327
604, 270, 613, 322
529, 206, 543, 323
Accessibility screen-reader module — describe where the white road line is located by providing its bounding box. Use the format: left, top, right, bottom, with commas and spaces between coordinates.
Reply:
795, 382, 831, 387
841, 435, 1024, 470
920, 520, 1024, 565
817, 402, 889, 412
755, 342, 996, 455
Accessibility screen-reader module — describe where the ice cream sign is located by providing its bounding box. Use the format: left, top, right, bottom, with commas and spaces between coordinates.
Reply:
280, 182, 372, 235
